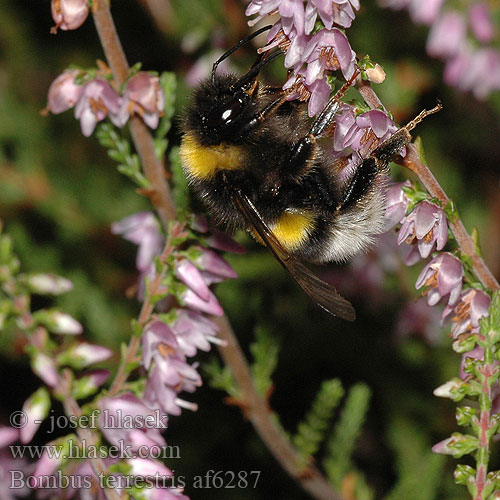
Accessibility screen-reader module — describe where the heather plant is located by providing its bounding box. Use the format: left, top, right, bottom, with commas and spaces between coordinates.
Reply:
0, 1, 499, 500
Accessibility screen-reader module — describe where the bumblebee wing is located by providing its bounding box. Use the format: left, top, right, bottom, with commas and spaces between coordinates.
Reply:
233, 188, 356, 321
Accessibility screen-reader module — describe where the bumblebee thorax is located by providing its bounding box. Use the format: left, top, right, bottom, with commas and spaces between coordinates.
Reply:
179, 132, 246, 180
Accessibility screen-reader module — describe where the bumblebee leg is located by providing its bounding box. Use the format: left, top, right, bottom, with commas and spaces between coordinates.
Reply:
285, 73, 360, 178
340, 157, 379, 210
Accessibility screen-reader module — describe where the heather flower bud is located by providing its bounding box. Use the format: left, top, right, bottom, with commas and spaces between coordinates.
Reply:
31, 353, 59, 388
47, 70, 83, 114
57, 342, 112, 369
433, 378, 463, 399
364, 63, 386, 83
28, 273, 73, 295
34, 309, 83, 335
175, 259, 211, 302
432, 432, 479, 458
192, 247, 237, 280
20, 387, 51, 443
51, 0, 89, 32
180, 287, 224, 316
72, 369, 110, 399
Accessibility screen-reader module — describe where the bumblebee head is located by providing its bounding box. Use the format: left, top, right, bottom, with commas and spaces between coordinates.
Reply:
184, 73, 257, 146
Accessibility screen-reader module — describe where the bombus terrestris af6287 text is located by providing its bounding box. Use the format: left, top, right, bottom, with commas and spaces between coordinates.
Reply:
179, 27, 441, 321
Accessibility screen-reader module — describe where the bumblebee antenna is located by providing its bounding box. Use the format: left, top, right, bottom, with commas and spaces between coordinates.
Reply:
230, 49, 284, 90
211, 25, 273, 82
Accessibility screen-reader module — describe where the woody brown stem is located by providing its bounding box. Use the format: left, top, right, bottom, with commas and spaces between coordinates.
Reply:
91, 0, 177, 226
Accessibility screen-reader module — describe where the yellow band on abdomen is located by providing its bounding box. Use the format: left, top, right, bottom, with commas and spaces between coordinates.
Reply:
271, 209, 315, 251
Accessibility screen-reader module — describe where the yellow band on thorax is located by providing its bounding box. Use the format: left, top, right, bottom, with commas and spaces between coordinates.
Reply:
180, 132, 245, 179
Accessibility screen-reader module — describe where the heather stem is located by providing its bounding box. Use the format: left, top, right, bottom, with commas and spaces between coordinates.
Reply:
474, 344, 495, 500
91, 0, 177, 226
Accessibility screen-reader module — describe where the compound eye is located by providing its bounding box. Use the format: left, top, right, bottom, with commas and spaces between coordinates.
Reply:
205, 95, 245, 129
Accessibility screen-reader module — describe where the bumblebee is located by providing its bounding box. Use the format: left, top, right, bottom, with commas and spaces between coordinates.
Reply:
179, 27, 440, 321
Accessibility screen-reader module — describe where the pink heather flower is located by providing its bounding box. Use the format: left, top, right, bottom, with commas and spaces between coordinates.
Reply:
142, 320, 178, 370
441, 288, 491, 338
468, 3, 495, 44
98, 394, 167, 451
397, 200, 448, 261
415, 253, 463, 307
51, 0, 89, 32
74, 78, 123, 137
250, 3, 359, 116
426, 11, 466, 59
170, 310, 223, 357
246, 0, 282, 28
334, 107, 398, 155
309, 0, 359, 30
464, 48, 500, 100
47, 70, 83, 114
118, 72, 165, 129
175, 259, 211, 302
111, 212, 164, 273
280, 0, 306, 36
384, 182, 411, 229
144, 365, 198, 417
305, 28, 356, 83
153, 352, 202, 394
408, 0, 444, 26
